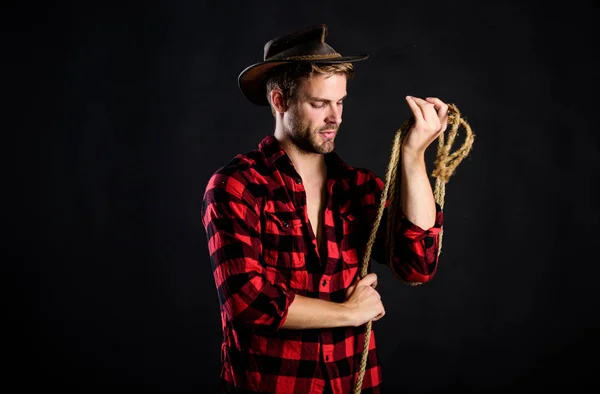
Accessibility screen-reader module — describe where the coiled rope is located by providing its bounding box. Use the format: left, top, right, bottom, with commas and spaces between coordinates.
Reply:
353, 103, 475, 393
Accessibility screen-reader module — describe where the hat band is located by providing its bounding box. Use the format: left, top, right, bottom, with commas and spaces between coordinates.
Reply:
282, 52, 342, 61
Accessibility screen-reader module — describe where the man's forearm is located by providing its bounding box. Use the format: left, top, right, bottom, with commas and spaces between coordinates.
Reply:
280, 294, 355, 329
400, 149, 437, 229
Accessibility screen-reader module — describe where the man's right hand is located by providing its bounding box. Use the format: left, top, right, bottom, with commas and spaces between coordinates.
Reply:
343, 273, 385, 327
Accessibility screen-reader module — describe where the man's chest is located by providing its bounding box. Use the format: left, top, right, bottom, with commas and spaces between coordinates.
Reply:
258, 182, 364, 298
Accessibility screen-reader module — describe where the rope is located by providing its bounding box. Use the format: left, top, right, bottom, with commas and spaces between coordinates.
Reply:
353, 103, 475, 393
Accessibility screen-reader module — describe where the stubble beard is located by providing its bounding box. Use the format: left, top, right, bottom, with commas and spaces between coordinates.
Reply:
287, 107, 337, 155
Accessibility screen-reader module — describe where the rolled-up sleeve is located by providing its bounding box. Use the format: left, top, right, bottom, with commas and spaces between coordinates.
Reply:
360, 171, 444, 285
201, 172, 295, 333
390, 202, 443, 284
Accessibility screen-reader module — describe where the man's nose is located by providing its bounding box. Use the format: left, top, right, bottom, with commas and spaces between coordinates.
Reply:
325, 103, 342, 124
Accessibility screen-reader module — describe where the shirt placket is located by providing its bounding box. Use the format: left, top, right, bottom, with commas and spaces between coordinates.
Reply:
283, 165, 323, 269
280, 158, 341, 389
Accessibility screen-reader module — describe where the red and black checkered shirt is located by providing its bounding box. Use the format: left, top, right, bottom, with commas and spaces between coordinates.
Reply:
201, 135, 443, 393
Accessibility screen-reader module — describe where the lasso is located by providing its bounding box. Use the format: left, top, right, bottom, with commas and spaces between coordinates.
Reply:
353, 103, 475, 393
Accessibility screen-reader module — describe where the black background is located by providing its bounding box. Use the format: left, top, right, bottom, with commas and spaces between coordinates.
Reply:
6, 1, 600, 393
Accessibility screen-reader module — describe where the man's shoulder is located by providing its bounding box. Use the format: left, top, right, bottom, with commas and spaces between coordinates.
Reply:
203, 146, 267, 203
208, 146, 265, 181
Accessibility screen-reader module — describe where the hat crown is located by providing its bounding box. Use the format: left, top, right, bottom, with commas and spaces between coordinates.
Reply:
263, 24, 337, 61
238, 23, 368, 106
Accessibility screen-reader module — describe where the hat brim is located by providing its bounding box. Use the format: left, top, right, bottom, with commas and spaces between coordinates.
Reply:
238, 55, 369, 106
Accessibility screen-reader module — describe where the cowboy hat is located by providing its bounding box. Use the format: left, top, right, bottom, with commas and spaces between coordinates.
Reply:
238, 23, 369, 106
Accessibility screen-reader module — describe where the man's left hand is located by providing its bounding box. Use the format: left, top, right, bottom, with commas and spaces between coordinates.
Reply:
402, 96, 449, 157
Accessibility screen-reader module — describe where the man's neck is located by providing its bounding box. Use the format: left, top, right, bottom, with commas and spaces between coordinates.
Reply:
274, 132, 326, 186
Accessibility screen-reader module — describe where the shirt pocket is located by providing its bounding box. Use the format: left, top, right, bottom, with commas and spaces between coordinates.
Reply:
340, 211, 361, 266
262, 211, 306, 268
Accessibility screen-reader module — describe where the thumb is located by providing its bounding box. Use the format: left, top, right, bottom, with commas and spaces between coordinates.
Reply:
346, 275, 360, 297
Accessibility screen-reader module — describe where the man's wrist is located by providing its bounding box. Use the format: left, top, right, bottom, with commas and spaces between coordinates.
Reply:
339, 301, 357, 327
401, 147, 426, 170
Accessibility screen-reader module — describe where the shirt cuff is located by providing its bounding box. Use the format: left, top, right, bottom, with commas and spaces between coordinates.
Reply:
397, 202, 444, 241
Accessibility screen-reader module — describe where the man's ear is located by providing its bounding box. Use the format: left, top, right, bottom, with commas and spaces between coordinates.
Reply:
269, 88, 287, 114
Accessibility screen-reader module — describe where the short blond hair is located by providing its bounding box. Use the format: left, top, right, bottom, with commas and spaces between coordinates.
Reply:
265, 62, 354, 114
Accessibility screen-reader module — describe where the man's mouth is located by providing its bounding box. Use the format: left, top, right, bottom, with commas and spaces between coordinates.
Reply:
320, 130, 337, 139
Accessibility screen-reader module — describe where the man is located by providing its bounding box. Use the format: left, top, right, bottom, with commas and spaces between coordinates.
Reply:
201, 23, 446, 393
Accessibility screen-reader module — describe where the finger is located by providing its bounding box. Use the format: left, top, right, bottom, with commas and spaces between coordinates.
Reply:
358, 272, 378, 288
425, 97, 448, 115
409, 96, 437, 122
345, 283, 356, 297
373, 309, 386, 321
369, 277, 378, 289
440, 117, 448, 133
405, 96, 425, 123
345, 286, 354, 298
425, 97, 449, 130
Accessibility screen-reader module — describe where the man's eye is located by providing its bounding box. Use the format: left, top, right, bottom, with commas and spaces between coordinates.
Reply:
311, 102, 325, 108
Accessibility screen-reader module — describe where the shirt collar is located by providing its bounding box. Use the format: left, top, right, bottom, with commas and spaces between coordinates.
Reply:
257, 134, 351, 177
258, 134, 287, 167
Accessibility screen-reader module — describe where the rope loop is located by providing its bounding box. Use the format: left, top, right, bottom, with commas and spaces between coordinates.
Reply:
353, 103, 475, 393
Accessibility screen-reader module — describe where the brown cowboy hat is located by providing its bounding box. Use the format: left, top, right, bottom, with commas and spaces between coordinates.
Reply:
238, 24, 369, 106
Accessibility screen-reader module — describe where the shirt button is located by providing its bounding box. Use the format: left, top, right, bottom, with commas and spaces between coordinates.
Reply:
295, 177, 302, 184
282, 221, 290, 228
322, 280, 327, 287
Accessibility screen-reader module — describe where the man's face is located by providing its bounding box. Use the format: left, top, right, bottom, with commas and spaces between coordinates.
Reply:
283, 73, 347, 154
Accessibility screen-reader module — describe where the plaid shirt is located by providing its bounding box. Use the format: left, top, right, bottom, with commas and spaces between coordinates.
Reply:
201, 135, 443, 393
